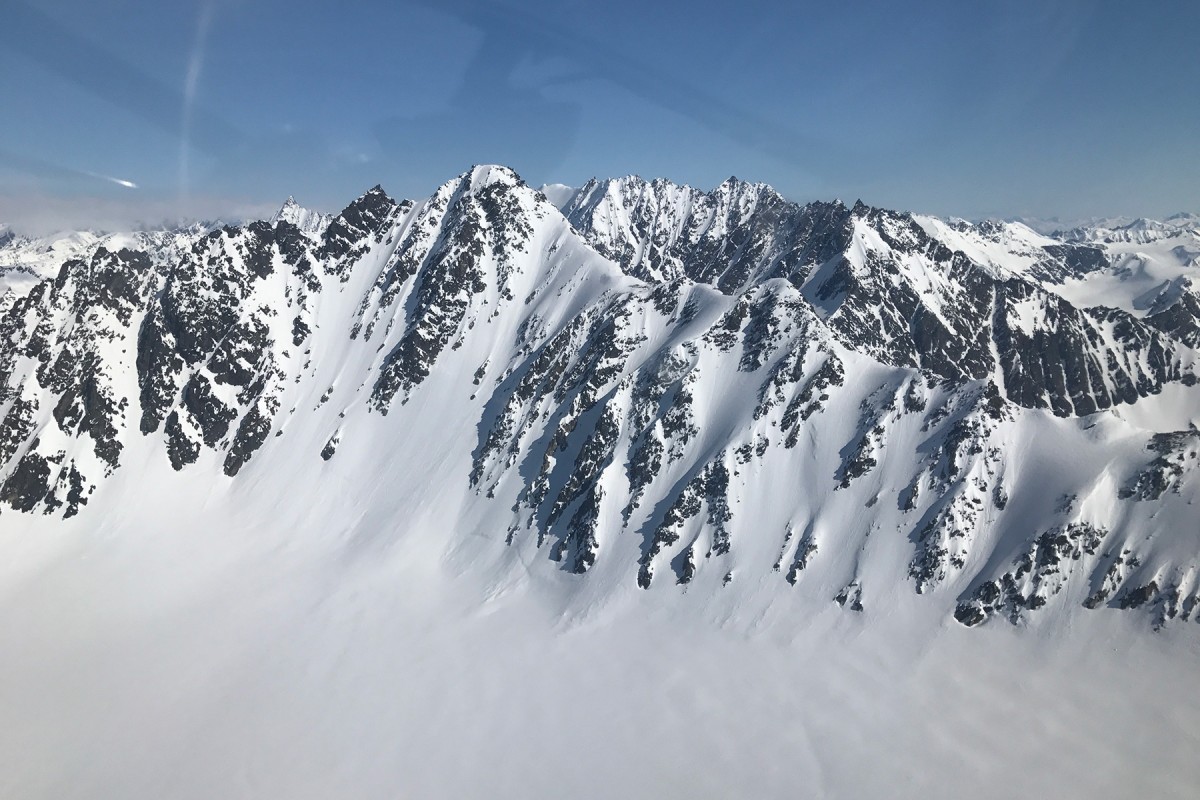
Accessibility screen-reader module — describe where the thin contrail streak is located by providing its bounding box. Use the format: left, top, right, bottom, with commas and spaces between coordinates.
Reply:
180, 2, 216, 209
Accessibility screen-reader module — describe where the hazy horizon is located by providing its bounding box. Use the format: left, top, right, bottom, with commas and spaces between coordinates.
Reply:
1, 169, 1196, 239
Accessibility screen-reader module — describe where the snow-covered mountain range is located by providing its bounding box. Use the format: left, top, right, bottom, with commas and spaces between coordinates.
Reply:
2, 166, 1199, 630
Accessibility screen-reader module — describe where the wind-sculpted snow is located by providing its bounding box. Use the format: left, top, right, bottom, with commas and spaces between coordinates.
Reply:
1, 166, 1199, 629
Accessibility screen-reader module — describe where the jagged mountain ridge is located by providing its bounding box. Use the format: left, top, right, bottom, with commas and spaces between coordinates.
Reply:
561, 176, 1195, 415
1, 165, 1199, 628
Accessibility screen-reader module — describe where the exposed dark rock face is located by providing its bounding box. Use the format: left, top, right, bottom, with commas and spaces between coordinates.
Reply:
1035, 243, 1109, 282
1, 449, 53, 511
371, 178, 498, 409
1143, 277, 1200, 348
224, 406, 273, 476
1119, 429, 1200, 501
638, 456, 735, 588
318, 185, 403, 277
906, 381, 1010, 593
835, 581, 864, 612
955, 523, 1107, 625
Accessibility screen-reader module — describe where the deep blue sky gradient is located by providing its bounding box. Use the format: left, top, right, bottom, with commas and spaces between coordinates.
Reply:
1, 0, 1197, 229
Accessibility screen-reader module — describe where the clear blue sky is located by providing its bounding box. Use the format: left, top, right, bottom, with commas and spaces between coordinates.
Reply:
1, 0, 1197, 230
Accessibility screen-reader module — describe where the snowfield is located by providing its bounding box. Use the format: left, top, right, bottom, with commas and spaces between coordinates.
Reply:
2, 501, 1198, 799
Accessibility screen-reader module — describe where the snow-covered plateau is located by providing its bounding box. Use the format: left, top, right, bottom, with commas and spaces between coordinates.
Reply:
1, 166, 1198, 798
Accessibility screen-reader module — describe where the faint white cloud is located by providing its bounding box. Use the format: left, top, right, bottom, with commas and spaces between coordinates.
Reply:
332, 145, 375, 166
